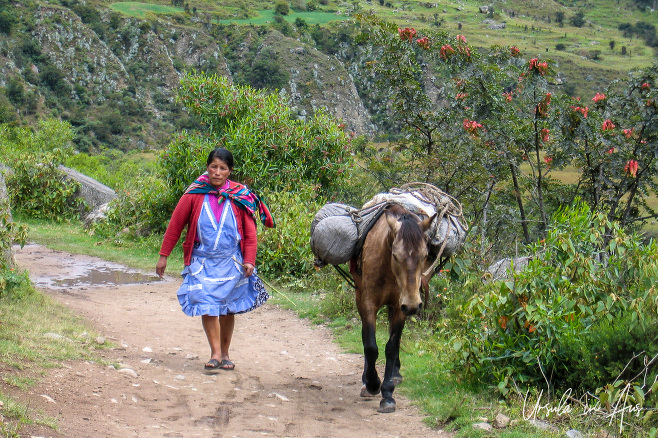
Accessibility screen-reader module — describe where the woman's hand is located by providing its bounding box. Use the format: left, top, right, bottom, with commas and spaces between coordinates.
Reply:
243, 263, 254, 277
156, 255, 168, 278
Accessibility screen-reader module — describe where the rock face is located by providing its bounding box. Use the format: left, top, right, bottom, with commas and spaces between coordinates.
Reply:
484, 256, 532, 282
59, 166, 117, 210
1, 5, 377, 149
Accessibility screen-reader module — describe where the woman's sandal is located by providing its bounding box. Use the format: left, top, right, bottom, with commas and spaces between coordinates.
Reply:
204, 359, 221, 369
219, 359, 235, 370
204, 359, 235, 370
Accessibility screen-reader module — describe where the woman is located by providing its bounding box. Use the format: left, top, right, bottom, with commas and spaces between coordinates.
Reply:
156, 147, 275, 371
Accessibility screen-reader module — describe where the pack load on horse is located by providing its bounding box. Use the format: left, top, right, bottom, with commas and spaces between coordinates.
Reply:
310, 183, 467, 413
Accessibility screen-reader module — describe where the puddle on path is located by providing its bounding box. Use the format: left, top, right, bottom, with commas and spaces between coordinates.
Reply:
33, 265, 161, 289
32, 264, 162, 289
43, 266, 161, 289
17, 244, 162, 290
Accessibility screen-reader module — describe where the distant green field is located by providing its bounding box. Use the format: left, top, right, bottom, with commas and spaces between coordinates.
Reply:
110, 2, 182, 18
218, 10, 342, 26
110, 2, 342, 25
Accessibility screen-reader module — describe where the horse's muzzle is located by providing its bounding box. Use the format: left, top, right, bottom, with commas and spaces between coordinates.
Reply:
400, 302, 422, 316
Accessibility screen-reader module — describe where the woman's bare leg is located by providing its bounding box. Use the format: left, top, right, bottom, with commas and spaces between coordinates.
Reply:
219, 314, 235, 362
202, 315, 221, 364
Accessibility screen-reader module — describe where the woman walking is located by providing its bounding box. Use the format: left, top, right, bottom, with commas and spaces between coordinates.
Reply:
156, 147, 274, 370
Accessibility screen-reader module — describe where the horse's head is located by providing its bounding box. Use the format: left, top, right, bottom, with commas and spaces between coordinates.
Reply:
385, 208, 435, 316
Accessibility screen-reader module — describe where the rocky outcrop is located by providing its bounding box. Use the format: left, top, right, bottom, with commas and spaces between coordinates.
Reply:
59, 166, 116, 210
15, 6, 376, 145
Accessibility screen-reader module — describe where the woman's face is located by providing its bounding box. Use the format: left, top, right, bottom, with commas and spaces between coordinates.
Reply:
207, 157, 231, 188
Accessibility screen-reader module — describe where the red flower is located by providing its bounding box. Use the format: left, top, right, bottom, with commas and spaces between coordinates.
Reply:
571, 106, 589, 118
607, 148, 615, 154
440, 44, 455, 59
641, 82, 650, 90
544, 155, 553, 165
503, 91, 513, 102
457, 34, 467, 43
541, 128, 550, 142
592, 93, 606, 102
624, 159, 638, 178
456, 93, 468, 99
623, 128, 633, 139
510, 46, 521, 57
529, 58, 548, 75
463, 119, 483, 136
416, 37, 430, 50
601, 119, 616, 131
398, 27, 417, 42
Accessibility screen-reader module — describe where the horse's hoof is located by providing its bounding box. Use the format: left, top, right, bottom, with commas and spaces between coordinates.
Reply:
360, 384, 380, 397
377, 399, 396, 413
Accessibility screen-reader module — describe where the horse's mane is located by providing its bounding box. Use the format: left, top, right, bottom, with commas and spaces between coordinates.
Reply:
396, 212, 426, 250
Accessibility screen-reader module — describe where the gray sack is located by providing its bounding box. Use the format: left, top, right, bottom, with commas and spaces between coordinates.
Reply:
310, 203, 359, 266
310, 202, 389, 267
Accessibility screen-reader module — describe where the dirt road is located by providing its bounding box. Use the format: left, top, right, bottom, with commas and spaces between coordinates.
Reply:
10, 244, 452, 438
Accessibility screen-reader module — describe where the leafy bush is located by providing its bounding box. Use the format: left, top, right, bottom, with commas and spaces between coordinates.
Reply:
99, 175, 174, 237
0, 268, 31, 298
175, 71, 353, 195
554, 312, 658, 392
7, 157, 85, 221
3, 120, 85, 221
256, 184, 324, 278
452, 202, 658, 395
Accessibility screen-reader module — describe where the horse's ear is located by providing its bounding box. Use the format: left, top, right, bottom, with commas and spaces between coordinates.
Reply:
385, 210, 401, 233
420, 213, 437, 232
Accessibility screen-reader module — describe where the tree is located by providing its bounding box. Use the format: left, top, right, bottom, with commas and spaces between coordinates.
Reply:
555, 11, 565, 26
556, 62, 658, 231
168, 71, 353, 196
274, 1, 290, 15
570, 11, 586, 28
356, 15, 558, 253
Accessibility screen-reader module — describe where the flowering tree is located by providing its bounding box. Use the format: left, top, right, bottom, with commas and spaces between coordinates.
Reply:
356, 14, 563, 255
556, 62, 658, 230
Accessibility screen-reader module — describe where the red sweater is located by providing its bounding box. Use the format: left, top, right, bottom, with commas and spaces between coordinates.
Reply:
159, 186, 258, 266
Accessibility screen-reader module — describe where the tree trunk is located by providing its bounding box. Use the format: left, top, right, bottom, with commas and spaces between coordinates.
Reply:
509, 161, 531, 244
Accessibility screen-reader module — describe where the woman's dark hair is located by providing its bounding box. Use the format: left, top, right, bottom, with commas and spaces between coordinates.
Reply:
206, 147, 234, 169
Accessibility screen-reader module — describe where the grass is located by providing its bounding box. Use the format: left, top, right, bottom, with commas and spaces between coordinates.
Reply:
0, 279, 108, 435
109, 1, 183, 18
218, 9, 343, 26
15, 216, 182, 273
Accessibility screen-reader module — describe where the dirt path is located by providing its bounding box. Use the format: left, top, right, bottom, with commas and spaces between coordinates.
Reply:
10, 244, 452, 438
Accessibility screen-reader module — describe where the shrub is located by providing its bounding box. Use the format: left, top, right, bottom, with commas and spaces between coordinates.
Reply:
256, 184, 324, 278
3, 120, 85, 221
7, 156, 85, 221
175, 72, 353, 195
452, 202, 658, 395
100, 175, 173, 237
554, 312, 658, 392
274, 1, 290, 15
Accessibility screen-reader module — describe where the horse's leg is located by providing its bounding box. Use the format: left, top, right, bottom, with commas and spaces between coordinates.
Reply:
358, 302, 381, 397
378, 307, 406, 413
387, 306, 404, 386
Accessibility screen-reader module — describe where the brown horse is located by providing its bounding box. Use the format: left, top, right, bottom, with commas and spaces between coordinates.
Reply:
352, 203, 435, 413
